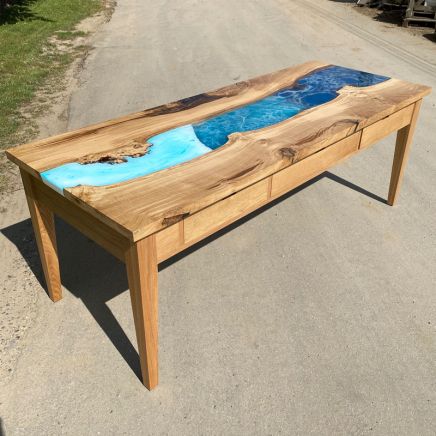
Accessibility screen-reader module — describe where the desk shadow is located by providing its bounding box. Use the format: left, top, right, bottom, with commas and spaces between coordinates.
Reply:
2, 212, 142, 377
1, 171, 386, 381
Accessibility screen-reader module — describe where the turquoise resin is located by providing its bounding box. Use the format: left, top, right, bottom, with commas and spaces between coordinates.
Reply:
41, 66, 388, 193
41, 125, 211, 193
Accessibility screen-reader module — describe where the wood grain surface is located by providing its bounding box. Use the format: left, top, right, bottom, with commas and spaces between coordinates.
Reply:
7, 61, 327, 175
6, 61, 431, 241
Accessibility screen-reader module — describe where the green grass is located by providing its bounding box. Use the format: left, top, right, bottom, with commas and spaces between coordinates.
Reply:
0, 0, 102, 149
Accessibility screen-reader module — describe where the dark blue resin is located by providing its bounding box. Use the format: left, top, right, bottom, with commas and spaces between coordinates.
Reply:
192, 65, 388, 149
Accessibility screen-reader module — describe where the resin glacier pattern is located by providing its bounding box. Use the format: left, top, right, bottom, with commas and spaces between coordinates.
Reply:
41, 66, 388, 193
41, 125, 211, 193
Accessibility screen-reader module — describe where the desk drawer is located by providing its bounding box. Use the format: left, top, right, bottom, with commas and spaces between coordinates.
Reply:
360, 105, 413, 149
271, 133, 360, 198
184, 178, 269, 244
156, 223, 180, 262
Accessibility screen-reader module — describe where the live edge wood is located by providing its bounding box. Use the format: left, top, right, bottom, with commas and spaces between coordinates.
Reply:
8, 61, 430, 389
7, 61, 431, 242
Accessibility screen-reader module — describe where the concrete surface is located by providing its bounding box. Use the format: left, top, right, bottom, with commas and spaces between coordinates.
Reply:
1, 0, 436, 434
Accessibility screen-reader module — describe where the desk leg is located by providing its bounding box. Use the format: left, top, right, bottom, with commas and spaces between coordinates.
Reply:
126, 235, 158, 390
20, 170, 62, 302
388, 100, 422, 206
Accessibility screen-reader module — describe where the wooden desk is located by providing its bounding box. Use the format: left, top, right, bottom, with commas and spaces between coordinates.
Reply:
6, 61, 430, 389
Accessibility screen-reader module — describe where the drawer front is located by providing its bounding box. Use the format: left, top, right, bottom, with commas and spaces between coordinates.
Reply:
156, 223, 181, 262
360, 105, 413, 149
184, 178, 270, 244
271, 133, 360, 198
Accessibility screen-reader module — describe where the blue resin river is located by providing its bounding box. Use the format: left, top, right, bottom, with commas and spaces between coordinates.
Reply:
41, 66, 388, 193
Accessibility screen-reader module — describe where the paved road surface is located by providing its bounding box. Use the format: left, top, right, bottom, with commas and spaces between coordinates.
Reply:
1, 0, 435, 434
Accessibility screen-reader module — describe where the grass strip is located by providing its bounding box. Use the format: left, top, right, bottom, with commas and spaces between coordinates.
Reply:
0, 0, 102, 149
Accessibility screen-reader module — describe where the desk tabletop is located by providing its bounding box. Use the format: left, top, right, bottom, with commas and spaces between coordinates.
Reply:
6, 60, 431, 241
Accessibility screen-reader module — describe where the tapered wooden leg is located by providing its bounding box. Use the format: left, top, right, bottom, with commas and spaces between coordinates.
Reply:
388, 100, 422, 206
20, 170, 62, 302
125, 235, 158, 390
